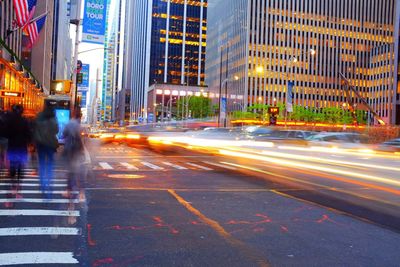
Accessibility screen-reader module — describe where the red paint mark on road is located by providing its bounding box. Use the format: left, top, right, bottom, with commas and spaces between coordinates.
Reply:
280, 225, 289, 233
255, 214, 272, 223
87, 224, 97, 246
253, 227, 265, 233
92, 257, 114, 267
316, 214, 343, 226
92, 256, 144, 267
109, 216, 179, 235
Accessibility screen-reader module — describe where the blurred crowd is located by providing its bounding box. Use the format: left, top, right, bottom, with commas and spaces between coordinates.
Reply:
0, 104, 86, 210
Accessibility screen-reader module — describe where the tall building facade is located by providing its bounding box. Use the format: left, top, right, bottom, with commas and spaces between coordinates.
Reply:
28, 0, 54, 93
206, 0, 400, 125
123, 0, 207, 122
101, 0, 125, 123
51, 0, 73, 81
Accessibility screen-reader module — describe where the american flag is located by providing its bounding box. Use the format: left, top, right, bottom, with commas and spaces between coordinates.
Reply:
12, 0, 37, 27
25, 15, 46, 47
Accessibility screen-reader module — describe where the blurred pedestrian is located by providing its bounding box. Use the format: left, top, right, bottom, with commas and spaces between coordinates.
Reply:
62, 111, 85, 224
34, 104, 59, 199
3, 105, 31, 203
0, 109, 8, 174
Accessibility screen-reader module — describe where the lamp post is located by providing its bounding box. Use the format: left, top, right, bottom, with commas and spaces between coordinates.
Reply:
77, 48, 113, 125
285, 48, 316, 126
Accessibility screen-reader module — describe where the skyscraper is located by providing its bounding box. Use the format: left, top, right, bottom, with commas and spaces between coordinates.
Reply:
206, 0, 400, 125
123, 0, 207, 122
51, 0, 73, 81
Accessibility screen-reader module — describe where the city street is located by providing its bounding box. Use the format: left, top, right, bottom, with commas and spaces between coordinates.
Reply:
2, 139, 399, 266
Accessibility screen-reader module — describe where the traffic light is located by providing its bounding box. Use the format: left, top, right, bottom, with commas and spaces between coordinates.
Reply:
77, 73, 83, 84
51, 80, 72, 94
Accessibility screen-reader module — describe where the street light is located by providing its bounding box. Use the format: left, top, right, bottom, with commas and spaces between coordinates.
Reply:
286, 48, 316, 125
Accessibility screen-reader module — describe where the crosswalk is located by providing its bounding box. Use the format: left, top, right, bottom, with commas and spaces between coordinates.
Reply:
94, 160, 236, 172
0, 168, 82, 266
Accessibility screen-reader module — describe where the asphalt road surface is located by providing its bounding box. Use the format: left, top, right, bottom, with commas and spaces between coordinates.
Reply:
1, 138, 400, 266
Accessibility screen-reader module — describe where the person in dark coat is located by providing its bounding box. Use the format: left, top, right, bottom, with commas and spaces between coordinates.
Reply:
3, 105, 31, 199
34, 105, 59, 198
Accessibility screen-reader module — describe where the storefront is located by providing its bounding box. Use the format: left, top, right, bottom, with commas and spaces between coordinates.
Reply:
0, 42, 45, 117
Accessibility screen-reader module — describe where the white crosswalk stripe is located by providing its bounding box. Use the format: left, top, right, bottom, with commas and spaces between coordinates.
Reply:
0, 167, 82, 266
140, 162, 164, 170
162, 162, 188, 170
0, 198, 79, 204
0, 178, 66, 183
0, 227, 80, 236
0, 209, 80, 217
99, 162, 113, 170
0, 190, 78, 195
120, 162, 139, 170
0, 183, 67, 187
202, 161, 238, 170
94, 161, 218, 171
186, 162, 213, 171
0, 252, 79, 265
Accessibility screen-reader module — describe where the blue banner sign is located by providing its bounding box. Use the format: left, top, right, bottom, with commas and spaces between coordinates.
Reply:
286, 81, 294, 113
80, 91, 87, 107
148, 113, 154, 123
220, 97, 227, 119
78, 64, 90, 91
82, 0, 107, 44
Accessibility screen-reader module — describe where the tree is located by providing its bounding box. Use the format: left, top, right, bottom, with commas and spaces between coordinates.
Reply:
177, 96, 212, 119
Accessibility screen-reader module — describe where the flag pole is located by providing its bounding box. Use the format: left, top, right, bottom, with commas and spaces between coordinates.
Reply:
5, 11, 49, 39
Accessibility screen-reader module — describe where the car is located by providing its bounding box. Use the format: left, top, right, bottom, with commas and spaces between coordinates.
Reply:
241, 126, 277, 141
306, 132, 369, 149
376, 138, 400, 152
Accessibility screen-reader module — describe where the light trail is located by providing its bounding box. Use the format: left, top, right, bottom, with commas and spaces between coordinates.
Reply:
257, 150, 400, 172
219, 149, 400, 188
277, 145, 400, 159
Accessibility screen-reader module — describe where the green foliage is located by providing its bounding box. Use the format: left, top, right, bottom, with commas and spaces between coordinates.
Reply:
233, 102, 368, 125
176, 96, 212, 119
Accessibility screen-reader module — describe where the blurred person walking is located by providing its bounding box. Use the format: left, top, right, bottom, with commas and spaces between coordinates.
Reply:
3, 105, 31, 204
62, 111, 85, 224
0, 109, 8, 174
34, 104, 59, 199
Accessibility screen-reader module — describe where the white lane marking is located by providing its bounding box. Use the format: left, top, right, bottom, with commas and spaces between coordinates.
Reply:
99, 162, 113, 170
186, 163, 213, 171
140, 162, 164, 170
0, 209, 80, 217
120, 162, 138, 170
0, 183, 67, 187
0, 227, 80, 236
0, 190, 78, 194
0, 198, 79, 204
162, 162, 188, 170
202, 161, 238, 170
0, 252, 79, 265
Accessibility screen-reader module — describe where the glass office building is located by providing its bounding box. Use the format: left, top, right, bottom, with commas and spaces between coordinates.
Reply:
123, 0, 207, 121
206, 0, 400, 125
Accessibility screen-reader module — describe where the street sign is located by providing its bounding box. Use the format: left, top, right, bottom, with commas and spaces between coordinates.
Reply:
82, 0, 108, 44
148, 113, 154, 123
286, 81, 294, 112
0, 91, 24, 98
